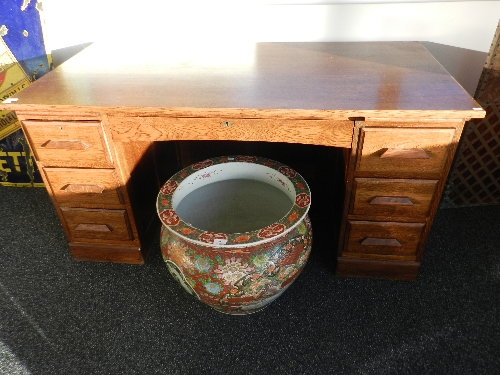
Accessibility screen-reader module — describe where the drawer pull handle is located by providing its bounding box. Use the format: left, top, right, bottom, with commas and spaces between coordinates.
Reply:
76, 223, 112, 232
61, 184, 104, 194
42, 140, 89, 150
380, 148, 429, 159
220, 121, 234, 127
370, 196, 414, 206
361, 238, 401, 246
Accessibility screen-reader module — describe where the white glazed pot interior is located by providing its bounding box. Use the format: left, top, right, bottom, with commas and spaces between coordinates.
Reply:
172, 162, 295, 234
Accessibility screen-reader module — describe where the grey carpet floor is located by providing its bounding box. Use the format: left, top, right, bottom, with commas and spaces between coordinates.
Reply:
0, 185, 499, 375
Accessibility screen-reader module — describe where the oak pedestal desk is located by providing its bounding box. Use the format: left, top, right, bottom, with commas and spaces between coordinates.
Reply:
2, 41, 485, 281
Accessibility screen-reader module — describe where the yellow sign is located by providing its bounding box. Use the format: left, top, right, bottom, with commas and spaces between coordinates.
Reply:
0, 110, 19, 139
0, 38, 27, 141
0, 39, 32, 102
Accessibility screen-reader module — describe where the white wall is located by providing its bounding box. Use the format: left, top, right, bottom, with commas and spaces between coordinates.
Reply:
41, 1, 499, 52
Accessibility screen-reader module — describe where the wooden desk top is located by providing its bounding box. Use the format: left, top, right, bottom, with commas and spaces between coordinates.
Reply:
3, 41, 484, 120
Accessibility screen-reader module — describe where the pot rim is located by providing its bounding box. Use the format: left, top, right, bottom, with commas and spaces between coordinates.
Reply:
156, 155, 311, 248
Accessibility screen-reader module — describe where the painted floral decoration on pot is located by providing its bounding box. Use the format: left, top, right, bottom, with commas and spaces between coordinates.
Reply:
157, 155, 312, 314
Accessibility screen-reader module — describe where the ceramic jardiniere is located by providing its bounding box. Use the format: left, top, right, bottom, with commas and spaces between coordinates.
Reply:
156, 155, 312, 314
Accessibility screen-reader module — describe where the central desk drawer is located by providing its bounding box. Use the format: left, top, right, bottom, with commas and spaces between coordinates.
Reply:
60, 208, 133, 241
351, 178, 438, 218
356, 127, 455, 175
23, 121, 113, 168
45, 168, 123, 206
345, 220, 425, 260
106, 116, 354, 148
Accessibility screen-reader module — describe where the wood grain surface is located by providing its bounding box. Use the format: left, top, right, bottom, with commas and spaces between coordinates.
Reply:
2, 42, 484, 119
22, 120, 114, 168
356, 127, 455, 175
60, 207, 133, 241
107, 116, 353, 147
345, 220, 425, 260
351, 178, 438, 218
68, 243, 145, 264
44, 168, 123, 206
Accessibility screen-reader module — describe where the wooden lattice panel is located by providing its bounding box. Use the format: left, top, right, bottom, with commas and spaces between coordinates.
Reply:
442, 20, 500, 207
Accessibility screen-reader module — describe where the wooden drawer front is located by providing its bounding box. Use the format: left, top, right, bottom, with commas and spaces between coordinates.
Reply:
351, 178, 438, 218
345, 221, 425, 259
357, 127, 455, 175
60, 208, 132, 241
23, 121, 113, 168
45, 168, 123, 206
107, 116, 354, 148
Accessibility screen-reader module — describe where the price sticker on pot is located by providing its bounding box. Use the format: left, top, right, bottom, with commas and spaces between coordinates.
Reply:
213, 238, 228, 245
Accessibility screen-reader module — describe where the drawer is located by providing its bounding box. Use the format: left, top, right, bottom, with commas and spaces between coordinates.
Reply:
351, 178, 438, 218
23, 121, 113, 168
60, 208, 133, 241
345, 220, 425, 260
45, 168, 123, 206
356, 127, 455, 175
107, 116, 354, 148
